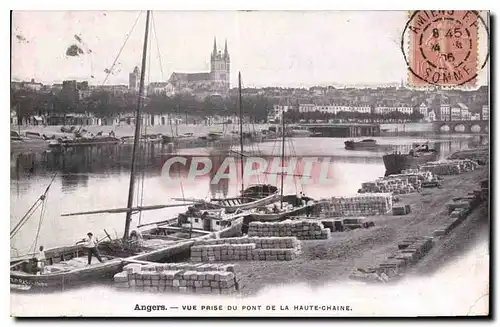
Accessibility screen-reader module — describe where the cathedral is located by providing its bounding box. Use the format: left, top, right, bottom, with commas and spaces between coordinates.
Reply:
168, 37, 231, 95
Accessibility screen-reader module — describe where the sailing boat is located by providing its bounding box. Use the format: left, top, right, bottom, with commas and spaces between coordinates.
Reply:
248, 107, 316, 222
10, 11, 195, 291
172, 72, 280, 213
137, 73, 278, 237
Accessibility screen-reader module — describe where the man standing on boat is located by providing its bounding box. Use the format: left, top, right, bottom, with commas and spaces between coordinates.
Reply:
296, 192, 303, 207
76, 232, 103, 265
36, 245, 46, 275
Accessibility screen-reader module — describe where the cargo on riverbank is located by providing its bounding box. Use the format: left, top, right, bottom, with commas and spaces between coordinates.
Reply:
233, 167, 488, 296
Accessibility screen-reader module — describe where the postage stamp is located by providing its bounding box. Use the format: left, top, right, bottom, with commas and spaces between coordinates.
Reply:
402, 10, 488, 88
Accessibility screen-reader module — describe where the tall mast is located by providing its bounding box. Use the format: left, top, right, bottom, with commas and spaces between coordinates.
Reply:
238, 72, 244, 196
123, 10, 151, 241
280, 109, 285, 209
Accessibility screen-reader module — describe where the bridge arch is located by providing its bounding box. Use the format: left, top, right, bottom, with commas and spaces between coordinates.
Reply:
439, 124, 450, 132
454, 124, 466, 133
470, 124, 481, 133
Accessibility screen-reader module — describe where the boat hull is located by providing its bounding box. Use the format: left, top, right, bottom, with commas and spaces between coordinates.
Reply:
383, 152, 438, 176
344, 140, 378, 150
10, 259, 123, 291
49, 137, 121, 148
249, 204, 313, 222
10, 239, 192, 292
213, 193, 280, 212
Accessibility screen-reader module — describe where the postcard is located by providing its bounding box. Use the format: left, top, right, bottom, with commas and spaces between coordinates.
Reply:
10, 10, 489, 317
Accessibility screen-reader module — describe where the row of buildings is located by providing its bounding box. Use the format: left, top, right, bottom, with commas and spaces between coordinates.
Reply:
10, 109, 244, 127
268, 102, 489, 122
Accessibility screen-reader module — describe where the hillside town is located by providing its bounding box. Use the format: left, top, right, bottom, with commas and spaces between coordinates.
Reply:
11, 36, 489, 128
11, 76, 489, 128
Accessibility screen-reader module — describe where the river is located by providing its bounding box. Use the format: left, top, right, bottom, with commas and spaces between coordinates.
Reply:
10, 134, 487, 257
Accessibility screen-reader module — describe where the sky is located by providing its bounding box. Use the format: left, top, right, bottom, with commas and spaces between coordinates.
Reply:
11, 11, 488, 88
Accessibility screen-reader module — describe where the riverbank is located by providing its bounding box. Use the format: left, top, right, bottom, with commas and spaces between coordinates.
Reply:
13, 124, 272, 138
234, 166, 488, 296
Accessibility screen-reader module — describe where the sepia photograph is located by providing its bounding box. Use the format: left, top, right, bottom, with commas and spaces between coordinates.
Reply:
9, 9, 490, 317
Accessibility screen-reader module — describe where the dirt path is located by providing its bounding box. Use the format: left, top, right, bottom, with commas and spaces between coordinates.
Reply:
235, 167, 489, 296
412, 202, 489, 276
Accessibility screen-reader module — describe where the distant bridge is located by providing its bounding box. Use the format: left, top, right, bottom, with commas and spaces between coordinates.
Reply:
296, 123, 380, 138
432, 120, 489, 133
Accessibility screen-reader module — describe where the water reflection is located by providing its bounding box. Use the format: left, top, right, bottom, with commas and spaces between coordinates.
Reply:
10, 136, 477, 194
61, 174, 89, 193
10, 135, 481, 255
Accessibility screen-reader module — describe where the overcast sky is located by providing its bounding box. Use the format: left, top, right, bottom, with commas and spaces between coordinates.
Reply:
11, 11, 488, 88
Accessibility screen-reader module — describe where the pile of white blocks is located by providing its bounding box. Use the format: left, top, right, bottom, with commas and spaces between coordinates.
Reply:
359, 171, 435, 195
419, 159, 479, 175
317, 193, 393, 217
114, 262, 240, 295
247, 220, 331, 240
359, 178, 418, 195
190, 236, 301, 262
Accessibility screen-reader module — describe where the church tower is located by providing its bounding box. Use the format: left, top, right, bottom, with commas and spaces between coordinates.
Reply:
210, 37, 230, 94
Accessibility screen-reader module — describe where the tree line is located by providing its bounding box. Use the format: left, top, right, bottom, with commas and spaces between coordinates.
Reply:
10, 88, 274, 123
11, 87, 426, 125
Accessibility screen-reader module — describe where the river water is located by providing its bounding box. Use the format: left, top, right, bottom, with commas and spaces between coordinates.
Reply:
10, 134, 486, 257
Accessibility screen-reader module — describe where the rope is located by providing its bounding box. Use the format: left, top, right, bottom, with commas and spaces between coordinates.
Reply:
29, 194, 48, 256
151, 12, 165, 80
137, 18, 153, 226
10, 201, 42, 238
10, 173, 57, 239
102, 11, 143, 86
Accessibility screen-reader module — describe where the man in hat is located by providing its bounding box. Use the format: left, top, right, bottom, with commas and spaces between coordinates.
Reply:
76, 232, 103, 265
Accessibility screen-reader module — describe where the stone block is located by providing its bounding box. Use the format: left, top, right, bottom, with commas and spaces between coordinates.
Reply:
144, 286, 157, 292
114, 272, 129, 283
114, 281, 130, 288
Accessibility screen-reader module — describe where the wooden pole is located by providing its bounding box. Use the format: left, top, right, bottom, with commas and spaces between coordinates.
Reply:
123, 11, 151, 241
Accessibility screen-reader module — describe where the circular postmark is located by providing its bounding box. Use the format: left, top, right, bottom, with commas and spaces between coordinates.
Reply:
401, 10, 489, 87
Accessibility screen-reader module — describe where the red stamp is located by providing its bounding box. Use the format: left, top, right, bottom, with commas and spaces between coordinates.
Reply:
402, 10, 487, 87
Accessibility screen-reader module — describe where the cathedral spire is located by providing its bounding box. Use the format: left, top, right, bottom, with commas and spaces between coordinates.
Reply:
212, 37, 217, 57
224, 39, 229, 60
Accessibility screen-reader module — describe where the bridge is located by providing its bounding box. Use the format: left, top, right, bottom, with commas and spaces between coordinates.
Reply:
296, 123, 380, 138
432, 120, 489, 133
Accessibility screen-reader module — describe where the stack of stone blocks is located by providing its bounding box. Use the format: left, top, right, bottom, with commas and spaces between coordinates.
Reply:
377, 236, 434, 276
247, 220, 331, 240
190, 236, 301, 262
114, 262, 240, 295
434, 181, 486, 237
350, 236, 434, 283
